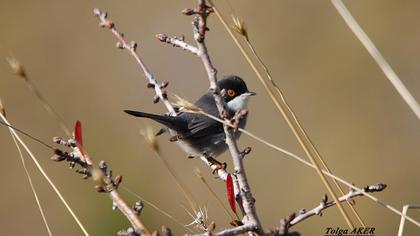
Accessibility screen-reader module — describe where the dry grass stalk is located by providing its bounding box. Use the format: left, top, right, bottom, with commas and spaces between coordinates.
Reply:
331, 0, 420, 120
194, 168, 238, 222
0, 112, 90, 236
6, 57, 72, 137
141, 126, 200, 218
121, 186, 193, 233
231, 8, 367, 228
173, 94, 420, 227
208, 0, 354, 229
8, 122, 53, 235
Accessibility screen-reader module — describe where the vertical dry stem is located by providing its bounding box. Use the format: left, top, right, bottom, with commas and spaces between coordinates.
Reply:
191, 1, 263, 234
207, 0, 354, 229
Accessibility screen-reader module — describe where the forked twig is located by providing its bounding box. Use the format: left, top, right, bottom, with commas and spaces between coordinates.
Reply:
52, 134, 150, 235
279, 183, 387, 233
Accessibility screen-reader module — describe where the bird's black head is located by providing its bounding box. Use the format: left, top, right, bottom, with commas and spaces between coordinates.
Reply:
217, 75, 256, 103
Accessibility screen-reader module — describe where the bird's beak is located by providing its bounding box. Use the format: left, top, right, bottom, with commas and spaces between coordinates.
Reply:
246, 91, 256, 96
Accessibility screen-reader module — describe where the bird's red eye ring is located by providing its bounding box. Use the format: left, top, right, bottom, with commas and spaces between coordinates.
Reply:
227, 89, 236, 97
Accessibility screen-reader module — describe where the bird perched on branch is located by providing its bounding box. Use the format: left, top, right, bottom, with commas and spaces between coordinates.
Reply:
125, 75, 255, 169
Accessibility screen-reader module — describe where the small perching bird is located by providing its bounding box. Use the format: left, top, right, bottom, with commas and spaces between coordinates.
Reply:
125, 75, 255, 167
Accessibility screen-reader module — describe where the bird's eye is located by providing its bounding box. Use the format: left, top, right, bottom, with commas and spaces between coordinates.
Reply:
227, 89, 236, 97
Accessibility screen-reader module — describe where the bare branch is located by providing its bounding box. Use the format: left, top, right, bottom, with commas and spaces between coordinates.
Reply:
192, 223, 258, 236
53, 135, 150, 235
93, 8, 176, 115
279, 183, 387, 231
156, 34, 199, 55
180, 0, 264, 235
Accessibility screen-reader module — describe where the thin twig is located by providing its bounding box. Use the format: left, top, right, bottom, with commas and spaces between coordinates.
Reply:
93, 9, 175, 115
284, 183, 387, 229
52, 136, 150, 235
331, 0, 420, 120
193, 223, 258, 236
156, 34, 199, 55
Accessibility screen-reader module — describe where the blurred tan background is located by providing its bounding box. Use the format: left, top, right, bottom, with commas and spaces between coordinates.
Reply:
0, 0, 419, 235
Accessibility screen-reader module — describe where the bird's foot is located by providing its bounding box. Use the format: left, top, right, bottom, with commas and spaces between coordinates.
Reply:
169, 134, 183, 142
207, 156, 227, 174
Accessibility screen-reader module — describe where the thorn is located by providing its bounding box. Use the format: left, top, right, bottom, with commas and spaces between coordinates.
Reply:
53, 136, 64, 145
208, 221, 216, 232
321, 194, 328, 204
95, 185, 105, 192
160, 81, 169, 89
116, 42, 125, 49
69, 161, 76, 169
112, 201, 118, 211
93, 8, 102, 17
51, 154, 66, 162
161, 91, 168, 99
240, 147, 252, 158
99, 160, 108, 173
130, 41, 137, 51
181, 8, 195, 15
51, 149, 67, 162
153, 95, 160, 104
114, 175, 123, 187
100, 20, 114, 29
231, 220, 243, 227
76, 168, 90, 177
161, 225, 172, 236
156, 34, 167, 42
134, 201, 144, 215
146, 83, 155, 88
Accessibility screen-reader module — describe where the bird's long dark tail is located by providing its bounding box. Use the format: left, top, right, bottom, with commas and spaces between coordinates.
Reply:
124, 110, 181, 133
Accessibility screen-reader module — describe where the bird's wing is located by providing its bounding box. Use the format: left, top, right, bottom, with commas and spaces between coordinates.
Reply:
181, 92, 226, 139
184, 114, 223, 138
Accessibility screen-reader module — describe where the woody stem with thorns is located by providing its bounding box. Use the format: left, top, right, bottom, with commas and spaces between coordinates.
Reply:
278, 183, 386, 235
52, 136, 150, 235
161, 0, 264, 234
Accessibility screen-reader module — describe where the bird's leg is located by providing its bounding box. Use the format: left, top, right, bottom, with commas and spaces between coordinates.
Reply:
205, 155, 227, 174
169, 134, 183, 142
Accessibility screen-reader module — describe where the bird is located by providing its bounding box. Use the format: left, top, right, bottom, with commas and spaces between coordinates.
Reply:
124, 75, 255, 168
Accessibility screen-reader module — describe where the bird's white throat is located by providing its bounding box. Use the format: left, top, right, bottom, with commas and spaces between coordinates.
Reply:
227, 93, 250, 111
